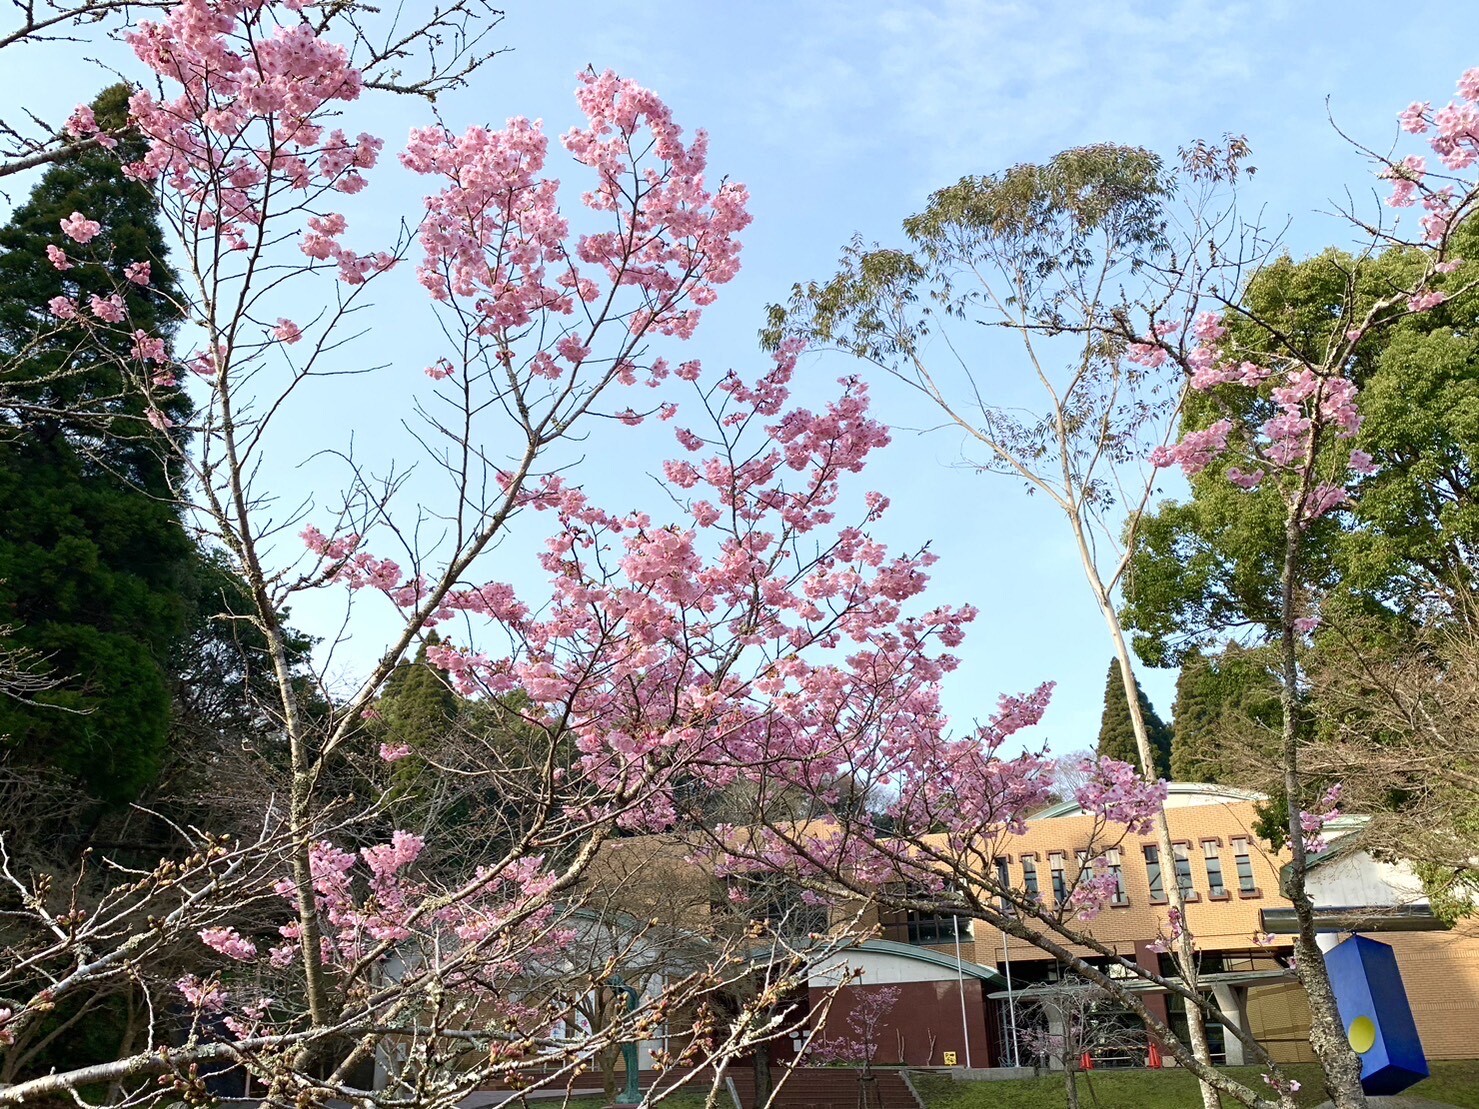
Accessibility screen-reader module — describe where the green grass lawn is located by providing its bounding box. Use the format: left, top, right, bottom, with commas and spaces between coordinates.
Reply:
909, 1060, 1479, 1108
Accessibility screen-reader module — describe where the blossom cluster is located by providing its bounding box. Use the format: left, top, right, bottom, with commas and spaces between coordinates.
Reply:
1391, 67, 1479, 243
1149, 309, 1366, 526
120, 0, 385, 271
1297, 783, 1344, 857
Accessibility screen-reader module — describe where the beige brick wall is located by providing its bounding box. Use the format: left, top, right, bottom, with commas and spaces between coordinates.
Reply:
963, 800, 1283, 960
1383, 924, 1479, 1060
1245, 981, 1317, 1064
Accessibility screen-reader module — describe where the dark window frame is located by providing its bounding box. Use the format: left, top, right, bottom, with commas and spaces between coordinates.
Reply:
1144, 844, 1166, 904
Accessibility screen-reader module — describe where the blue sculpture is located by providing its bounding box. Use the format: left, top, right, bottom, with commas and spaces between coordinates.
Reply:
1324, 935, 1429, 1096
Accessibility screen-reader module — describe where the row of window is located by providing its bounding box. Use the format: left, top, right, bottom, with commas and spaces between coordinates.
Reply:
994, 836, 1260, 910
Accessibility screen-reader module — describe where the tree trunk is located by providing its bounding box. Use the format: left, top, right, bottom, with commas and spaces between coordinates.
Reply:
1065, 1066, 1081, 1109
1277, 515, 1367, 1109
1098, 590, 1221, 1109
752, 1039, 773, 1109
602, 1044, 619, 1103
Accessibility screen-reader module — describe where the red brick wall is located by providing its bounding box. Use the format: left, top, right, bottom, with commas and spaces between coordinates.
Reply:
808, 980, 994, 1068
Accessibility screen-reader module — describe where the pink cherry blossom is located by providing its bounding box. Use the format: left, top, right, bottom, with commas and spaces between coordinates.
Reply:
125, 261, 152, 285
64, 104, 98, 137
199, 926, 258, 961
1225, 466, 1264, 490
59, 212, 102, 243
1398, 101, 1431, 134
131, 330, 167, 363
379, 743, 412, 762
88, 293, 127, 323
176, 974, 226, 1011
273, 318, 302, 343
1304, 483, 1349, 521
46, 245, 72, 271
1148, 419, 1231, 476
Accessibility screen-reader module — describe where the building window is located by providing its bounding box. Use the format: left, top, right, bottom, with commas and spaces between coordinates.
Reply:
1049, 852, 1067, 905
1232, 837, 1259, 895
1105, 848, 1128, 905
1202, 840, 1227, 898
1144, 844, 1165, 903
1021, 855, 1040, 900
721, 875, 829, 937
994, 857, 1013, 914
878, 884, 972, 946
918, 911, 967, 944
1172, 842, 1198, 900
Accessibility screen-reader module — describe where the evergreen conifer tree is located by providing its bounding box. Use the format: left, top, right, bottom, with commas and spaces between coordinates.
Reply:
1094, 658, 1173, 779
0, 85, 193, 803
1168, 643, 1283, 786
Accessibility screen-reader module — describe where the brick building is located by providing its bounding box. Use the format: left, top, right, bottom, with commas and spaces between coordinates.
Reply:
578, 783, 1479, 1077
761, 783, 1479, 1071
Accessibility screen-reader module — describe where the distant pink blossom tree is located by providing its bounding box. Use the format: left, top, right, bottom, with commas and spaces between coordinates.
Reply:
807, 985, 900, 1109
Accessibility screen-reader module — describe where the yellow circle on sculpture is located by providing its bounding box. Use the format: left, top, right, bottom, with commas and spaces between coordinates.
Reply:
1348, 1016, 1377, 1055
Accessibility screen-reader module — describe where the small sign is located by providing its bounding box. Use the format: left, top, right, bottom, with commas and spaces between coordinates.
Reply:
942, 1052, 958, 1066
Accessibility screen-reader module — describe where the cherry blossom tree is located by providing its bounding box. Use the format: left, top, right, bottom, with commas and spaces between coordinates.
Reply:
0, 0, 832, 1100
0, 2, 1052, 1104
0, 0, 506, 188
806, 984, 899, 1109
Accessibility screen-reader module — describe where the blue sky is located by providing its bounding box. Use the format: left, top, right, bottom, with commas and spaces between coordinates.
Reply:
3, 1, 1476, 757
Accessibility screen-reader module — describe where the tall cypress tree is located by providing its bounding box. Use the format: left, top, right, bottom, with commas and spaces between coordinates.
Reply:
1169, 643, 1283, 786
1095, 658, 1173, 779
0, 85, 193, 803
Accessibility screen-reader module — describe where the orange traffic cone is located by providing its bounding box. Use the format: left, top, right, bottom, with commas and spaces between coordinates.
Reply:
1147, 1042, 1163, 1069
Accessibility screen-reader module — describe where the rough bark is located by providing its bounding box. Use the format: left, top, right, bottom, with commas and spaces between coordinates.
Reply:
1277, 503, 1368, 1109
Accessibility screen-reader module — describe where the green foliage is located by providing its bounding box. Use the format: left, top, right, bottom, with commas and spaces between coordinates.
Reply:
378, 633, 459, 751
1415, 854, 1479, 928
908, 1062, 1479, 1109
0, 401, 191, 802
373, 633, 459, 807
1094, 659, 1172, 778
1168, 643, 1282, 785
1124, 230, 1479, 665
902, 144, 1172, 275
0, 86, 192, 803
762, 144, 1174, 358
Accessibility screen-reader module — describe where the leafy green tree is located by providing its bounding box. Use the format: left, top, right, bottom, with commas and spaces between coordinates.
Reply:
0, 85, 192, 803
1095, 658, 1172, 778
1124, 227, 1479, 666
